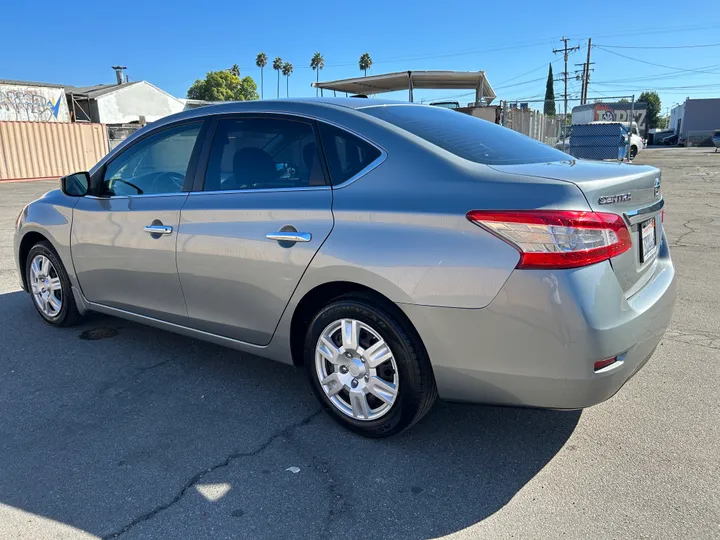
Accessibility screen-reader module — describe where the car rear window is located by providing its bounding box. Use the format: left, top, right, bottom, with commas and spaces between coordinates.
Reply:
362, 105, 571, 165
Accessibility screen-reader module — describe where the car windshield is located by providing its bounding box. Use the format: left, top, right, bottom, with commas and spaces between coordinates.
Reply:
363, 105, 571, 165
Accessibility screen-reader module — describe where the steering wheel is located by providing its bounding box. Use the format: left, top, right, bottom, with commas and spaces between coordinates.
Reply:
150, 171, 185, 193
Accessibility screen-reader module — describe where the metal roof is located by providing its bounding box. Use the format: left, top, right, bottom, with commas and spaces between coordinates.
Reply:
65, 81, 140, 98
0, 79, 65, 89
312, 71, 496, 103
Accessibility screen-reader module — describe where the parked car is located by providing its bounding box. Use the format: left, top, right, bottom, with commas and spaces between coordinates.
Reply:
712, 129, 720, 152
14, 99, 676, 437
660, 134, 678, 146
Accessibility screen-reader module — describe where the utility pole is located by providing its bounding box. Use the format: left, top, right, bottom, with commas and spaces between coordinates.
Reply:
583, 38, 592, 104
553, 37, 581, 122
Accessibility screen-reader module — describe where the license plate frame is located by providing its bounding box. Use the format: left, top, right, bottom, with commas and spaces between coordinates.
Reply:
640, 217, 657, 263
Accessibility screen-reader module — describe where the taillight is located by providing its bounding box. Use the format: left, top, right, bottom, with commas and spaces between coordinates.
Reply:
466, 210, 632, 269
594, 356, 618, 371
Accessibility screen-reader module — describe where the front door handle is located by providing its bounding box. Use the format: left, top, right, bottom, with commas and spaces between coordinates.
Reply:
144, 224, 173, 235
266, 232, 312, 243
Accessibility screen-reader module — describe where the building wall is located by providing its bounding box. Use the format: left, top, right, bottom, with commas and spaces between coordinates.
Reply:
683, 99, 720, 145
95, 82, 184, 124
669, 102, 686, 137
0, 121, 108, 180
0, 84, 70, 122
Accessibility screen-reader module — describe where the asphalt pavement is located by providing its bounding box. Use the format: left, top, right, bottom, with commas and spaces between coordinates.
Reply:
0, 147, 718, 539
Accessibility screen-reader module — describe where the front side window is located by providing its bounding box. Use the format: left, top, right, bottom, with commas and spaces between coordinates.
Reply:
363, 104, 571, 165
318, 123, 382, 185
203, 117, 326, 191
103, 122, 202, 196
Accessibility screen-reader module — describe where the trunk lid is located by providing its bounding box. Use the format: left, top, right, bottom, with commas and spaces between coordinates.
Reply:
489, 160, 664, 296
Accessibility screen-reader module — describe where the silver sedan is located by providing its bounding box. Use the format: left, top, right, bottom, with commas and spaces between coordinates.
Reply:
14, 98, 676, 437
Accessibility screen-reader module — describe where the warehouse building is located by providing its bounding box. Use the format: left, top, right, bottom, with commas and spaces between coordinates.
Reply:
670, 98, 720, 146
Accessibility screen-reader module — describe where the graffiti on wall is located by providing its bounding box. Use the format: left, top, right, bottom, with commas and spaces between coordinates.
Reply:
0, 86, 69, 122
593, 103, 647, 127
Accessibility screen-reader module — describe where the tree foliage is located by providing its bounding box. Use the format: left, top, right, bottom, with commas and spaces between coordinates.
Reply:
229, 64, 241, 77
359, 53, 372, 76
310, 52, 324, 72
638, 91, 661, 129
544, 63, 556, 116
255, 53, 268, 69
187, 70, 258, 101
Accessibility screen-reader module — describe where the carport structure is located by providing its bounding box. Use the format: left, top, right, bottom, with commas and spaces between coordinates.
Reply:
311, 70, 496, 105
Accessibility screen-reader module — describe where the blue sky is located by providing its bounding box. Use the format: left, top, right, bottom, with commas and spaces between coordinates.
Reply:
2, 1, 718, 113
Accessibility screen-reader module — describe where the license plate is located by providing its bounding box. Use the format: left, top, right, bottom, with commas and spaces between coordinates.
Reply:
640, 217, 657, 262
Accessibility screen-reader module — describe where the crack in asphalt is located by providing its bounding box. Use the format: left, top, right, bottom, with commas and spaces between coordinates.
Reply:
670, 218, 713, 247
98, 358, 175, 397
102, 408, 323, 539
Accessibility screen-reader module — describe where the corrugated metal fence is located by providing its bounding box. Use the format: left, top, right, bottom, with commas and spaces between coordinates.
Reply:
0, 121, 108, 181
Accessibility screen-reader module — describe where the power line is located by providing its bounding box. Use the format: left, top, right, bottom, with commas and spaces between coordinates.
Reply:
494, 59, 560, 86
595, 42, 720, 49
595, 46, 720, 75
593, 63, 720, 84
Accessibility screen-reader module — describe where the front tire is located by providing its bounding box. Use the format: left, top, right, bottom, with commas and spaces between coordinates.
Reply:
304, 295, 437, 437
25, 242, 80, 327
630, 145, 638, 160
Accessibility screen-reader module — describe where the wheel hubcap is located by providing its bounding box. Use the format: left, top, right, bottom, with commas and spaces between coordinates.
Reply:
29, 254, 62, 318
315, 318, 399, 421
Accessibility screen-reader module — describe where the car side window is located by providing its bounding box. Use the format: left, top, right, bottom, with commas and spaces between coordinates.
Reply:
317, 122, 381, 186
203, 117, 326, 192
103, 122, 202, 196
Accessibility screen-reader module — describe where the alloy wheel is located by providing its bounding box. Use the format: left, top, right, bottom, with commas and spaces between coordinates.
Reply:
315, 318, 399, 421
29, 254, 63, 318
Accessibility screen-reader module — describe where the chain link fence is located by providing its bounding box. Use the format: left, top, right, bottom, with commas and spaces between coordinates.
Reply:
500, 96, 646, 161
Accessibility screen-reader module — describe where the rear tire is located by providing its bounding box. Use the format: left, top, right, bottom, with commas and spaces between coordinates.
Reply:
25, 242, 81, 327
630, 146, 638, 160
304, 294, 437, 437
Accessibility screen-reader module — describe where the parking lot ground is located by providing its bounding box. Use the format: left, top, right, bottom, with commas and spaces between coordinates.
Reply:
0, 147, 718, 540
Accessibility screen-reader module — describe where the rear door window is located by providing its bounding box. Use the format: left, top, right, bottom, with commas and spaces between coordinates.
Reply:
318, 123, 382, 185
362, 105, 571, 165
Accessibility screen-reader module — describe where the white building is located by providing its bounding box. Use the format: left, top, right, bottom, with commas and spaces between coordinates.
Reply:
66, 80, 185, 125
0, 80, 71, 122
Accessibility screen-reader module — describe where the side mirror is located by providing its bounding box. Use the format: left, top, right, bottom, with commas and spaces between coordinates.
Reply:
61, 172, 90, 197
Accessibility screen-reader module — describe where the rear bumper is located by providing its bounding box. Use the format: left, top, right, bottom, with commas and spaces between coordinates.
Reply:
400, 233, 676, 409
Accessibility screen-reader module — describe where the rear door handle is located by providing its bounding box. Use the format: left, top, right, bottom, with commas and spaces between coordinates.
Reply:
266, 232, 312, 243
144, 225, 173, 235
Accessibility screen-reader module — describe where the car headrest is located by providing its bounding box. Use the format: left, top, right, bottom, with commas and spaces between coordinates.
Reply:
233, 147, 276, 187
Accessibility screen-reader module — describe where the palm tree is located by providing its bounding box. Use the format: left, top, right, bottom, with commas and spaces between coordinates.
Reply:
310, 52, 324, 96
272, 57, 283, 98
359, 53, 372, 77
282, 62, 293, 97
229, 64, 241, 77
255, 53, 268, 99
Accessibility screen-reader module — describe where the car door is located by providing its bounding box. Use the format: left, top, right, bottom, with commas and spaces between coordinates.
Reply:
176, 114, 333, 345
72, 120, 206, 323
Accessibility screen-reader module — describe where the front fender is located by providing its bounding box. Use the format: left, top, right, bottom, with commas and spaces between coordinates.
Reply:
14, 189, 79, 291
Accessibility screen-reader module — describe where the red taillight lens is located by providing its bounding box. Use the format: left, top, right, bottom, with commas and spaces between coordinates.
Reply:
594, 356, 618, 371
466, 210, 632, 269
